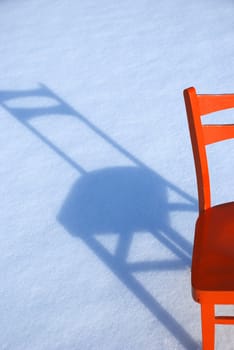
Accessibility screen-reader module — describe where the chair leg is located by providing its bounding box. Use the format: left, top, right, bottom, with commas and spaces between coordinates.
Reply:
201, 303, 215, 350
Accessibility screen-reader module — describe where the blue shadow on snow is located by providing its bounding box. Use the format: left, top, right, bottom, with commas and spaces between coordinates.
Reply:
0, 84, 199, 349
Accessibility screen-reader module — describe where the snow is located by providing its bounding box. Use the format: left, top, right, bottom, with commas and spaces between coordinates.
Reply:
0, 0, 234, 349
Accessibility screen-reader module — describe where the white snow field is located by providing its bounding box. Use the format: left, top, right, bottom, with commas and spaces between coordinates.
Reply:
0, 0, 234, 349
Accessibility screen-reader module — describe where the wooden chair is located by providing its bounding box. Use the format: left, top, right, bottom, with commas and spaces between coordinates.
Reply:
183, 87, 234, 349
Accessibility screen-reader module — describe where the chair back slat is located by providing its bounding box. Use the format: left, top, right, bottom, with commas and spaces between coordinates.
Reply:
203, 124, 234, 145
198, 94, 234, 115
183, 87, 234, 213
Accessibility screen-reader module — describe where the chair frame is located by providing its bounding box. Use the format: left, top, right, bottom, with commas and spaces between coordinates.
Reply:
184, 87, 234, 349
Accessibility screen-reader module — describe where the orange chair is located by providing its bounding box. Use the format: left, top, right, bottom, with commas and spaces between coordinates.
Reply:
183, 87, 234, 349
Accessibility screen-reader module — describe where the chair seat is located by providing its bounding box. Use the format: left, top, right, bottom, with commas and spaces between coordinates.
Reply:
192, 202, 234, 297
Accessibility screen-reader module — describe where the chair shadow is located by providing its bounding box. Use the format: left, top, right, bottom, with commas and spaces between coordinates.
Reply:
0, 84, 199, 349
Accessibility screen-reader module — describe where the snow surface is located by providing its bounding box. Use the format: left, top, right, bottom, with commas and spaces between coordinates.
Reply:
0, 0, 234, 349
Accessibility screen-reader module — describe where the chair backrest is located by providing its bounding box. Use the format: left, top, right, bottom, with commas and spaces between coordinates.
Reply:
183, 87, 234, 213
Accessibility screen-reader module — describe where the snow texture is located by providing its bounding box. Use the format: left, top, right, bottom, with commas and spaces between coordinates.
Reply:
0, 0, 234, 349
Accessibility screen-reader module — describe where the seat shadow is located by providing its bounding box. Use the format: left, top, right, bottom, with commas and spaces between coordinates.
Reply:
58, 166, 167, 237
58, 165, 192, 266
